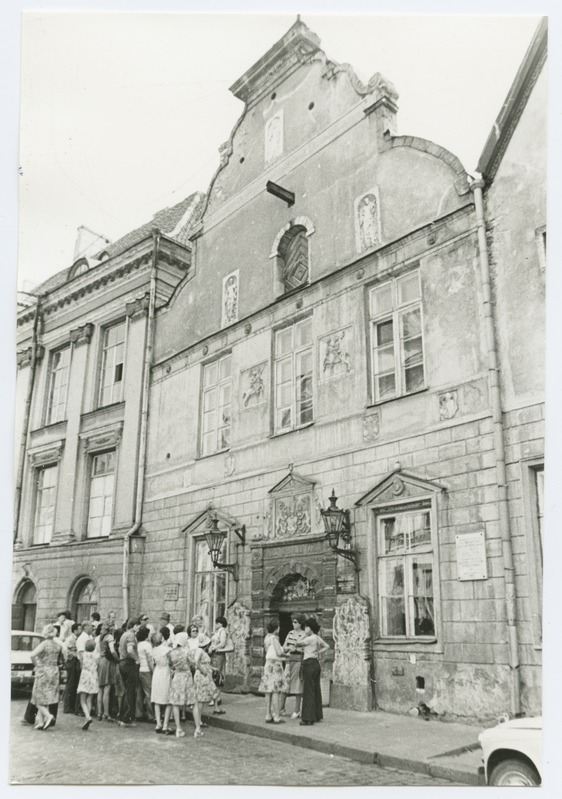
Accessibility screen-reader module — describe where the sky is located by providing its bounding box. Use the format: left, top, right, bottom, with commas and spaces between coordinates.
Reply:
15, 10, 543, 291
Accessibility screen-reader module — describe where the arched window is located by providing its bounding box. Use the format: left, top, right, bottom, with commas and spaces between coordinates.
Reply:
279, 225, 309, 293
72, 579, 99, 624
12, 581, 37, 631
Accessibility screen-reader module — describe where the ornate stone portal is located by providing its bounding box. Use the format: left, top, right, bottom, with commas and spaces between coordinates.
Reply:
332, 595, 373, 711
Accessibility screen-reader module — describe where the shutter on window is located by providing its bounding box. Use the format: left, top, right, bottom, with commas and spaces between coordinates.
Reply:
281, 227, 308, 292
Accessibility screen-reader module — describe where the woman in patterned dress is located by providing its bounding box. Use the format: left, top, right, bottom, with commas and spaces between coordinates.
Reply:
167, 631, 196, 738
258, 620, 288, 724
77, 639, 100, 730
30, 624, 63, 731
151, 631, 172, 734
97, 623, 118, 721
279, 614, 306, 718
190, 627, 216, 738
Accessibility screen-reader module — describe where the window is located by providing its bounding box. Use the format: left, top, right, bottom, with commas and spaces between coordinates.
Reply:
193, 539, 227, 634
12, 581, 37, 631
73, 579, 98, 624
274, 318, 313, 433
377, 504, 435, 638
87, 450, 116, 538
369, 269, 425, 402
46, 347, 70, 424
201, 354, 232, 456
33, 465, 58, 545
279, 226, 309, 292
99, 321, 125, 406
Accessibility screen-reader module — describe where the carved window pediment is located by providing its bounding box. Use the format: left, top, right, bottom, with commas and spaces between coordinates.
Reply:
355, 470, 446, 507
79, 423, 123, 454
28, 441, 64, 467
269, 469, 315, 496
182, 505, 242, 536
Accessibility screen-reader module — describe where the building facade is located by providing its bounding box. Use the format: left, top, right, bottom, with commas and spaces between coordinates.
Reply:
12, 19, 546, 722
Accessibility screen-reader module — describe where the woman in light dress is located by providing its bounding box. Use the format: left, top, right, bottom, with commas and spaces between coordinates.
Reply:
189, 625, 216, 739
30, 623, 63, 731
151, 630, 172, 734
208, 615, 229, 713
258, 620, 288, 724
167, 631, 196, 738
77, 639, 100, 730
279, 614, 306, 718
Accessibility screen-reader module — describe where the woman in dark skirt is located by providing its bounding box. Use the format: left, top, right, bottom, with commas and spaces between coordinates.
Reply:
294, 617, 329, 726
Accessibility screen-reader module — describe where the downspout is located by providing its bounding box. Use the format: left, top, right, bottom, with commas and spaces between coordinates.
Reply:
471, 178, 521, 717
13, 296, 42, 545
122, 231, 160, 619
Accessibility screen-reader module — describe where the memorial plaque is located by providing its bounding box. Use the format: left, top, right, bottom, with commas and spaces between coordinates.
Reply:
164, 584, 179, 601
455, 531, 488, 580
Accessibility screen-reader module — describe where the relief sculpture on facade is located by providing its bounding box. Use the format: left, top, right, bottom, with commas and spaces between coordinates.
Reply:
222, 270, 239, 327
274, 493, 311, 538
319, 327, 353, 379
241, 363, 266, 408
355, 190, 381, 252
225, 600, 251, 679
333, 596, 371, 687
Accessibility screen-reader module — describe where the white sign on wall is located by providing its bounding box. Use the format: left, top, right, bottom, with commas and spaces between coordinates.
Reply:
455, 531, 488, 581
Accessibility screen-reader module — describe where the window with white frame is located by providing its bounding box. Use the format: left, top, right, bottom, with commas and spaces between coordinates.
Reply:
99, 321, 125, 407
376, 503, 435, 638
274, 317, 313, 433
369, 269, 425, 402
201, 354, 232, 456
33, 465, 58, 545
87, 450, 116, 538
46, 347, 71, 424
193, 538, 227, 633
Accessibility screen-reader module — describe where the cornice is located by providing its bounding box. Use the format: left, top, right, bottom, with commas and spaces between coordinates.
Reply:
17, 345, 44, 369
69, 322, 94, 345
27, 440, 64, 467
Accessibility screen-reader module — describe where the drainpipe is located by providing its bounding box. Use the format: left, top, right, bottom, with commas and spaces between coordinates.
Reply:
13, 296, 42, 545
471, 178, 521, 717
122, 231, 160, 620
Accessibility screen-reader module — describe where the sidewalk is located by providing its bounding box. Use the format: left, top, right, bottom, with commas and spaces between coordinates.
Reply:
199, 694, 483, 785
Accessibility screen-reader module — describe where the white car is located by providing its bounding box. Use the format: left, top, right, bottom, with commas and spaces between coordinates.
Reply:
11, 630, 45, 692
478, 716, 542, 786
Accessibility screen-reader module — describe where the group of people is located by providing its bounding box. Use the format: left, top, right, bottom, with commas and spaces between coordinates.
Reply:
24, 609, 330, 736
25, 610, 232, 740
258, 615, 329, 726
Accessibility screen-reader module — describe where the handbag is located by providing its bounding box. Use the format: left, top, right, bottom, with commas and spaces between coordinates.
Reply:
212, 668, 225, 688
221, 635, 234, 653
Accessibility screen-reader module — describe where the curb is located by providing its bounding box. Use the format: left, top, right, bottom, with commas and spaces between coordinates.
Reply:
198, 712, 478, 785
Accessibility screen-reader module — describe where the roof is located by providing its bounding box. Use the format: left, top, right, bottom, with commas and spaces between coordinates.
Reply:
31, 191, 205, 297
477, 17, 547, 181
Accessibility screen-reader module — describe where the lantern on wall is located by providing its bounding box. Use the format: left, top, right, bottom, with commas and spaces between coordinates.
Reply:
320, 489, 359, 571
203, 514, 246, 581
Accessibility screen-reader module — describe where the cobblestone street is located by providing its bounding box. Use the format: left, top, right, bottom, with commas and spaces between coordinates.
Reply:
10, 699, 463, 786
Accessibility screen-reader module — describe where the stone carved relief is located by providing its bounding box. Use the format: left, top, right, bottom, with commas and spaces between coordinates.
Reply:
274, 494, 311, 539
225, 600, 251, 679
319, 327, 353, 380
333, 596, 371, 686
264, 112, 283, 163
224, 454, 236, 477
355, 189, 381, 252
241, 362, 267, 409
363, 413, 380, 442
221, 270, 239, 327
280, 575, 317, 602
439, 390, 459, 421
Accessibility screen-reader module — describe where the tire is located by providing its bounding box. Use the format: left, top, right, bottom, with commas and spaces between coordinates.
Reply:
489, 758, 540, 786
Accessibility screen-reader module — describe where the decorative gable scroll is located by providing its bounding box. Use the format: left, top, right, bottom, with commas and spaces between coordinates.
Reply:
355, 469, 446, 508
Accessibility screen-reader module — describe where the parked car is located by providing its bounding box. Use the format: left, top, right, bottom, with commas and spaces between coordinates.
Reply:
478, 716, 542, 786
11, 630, 45, 693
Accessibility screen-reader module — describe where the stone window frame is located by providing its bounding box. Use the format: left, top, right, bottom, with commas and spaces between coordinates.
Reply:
269, 217, 315, 300
45, 343, 72, 426
367, 266, 427, 404
198, 351, 233, 458
271, 315, 314, 436
70, 576, 99, 624
79, 423, 122, 541
97, 317, 128, 409
27, 442, 64, 547
520, 457, 544, 649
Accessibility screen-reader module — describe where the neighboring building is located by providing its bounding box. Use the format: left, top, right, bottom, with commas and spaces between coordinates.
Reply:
12, 17, 546, 723
11, 193, 204, 629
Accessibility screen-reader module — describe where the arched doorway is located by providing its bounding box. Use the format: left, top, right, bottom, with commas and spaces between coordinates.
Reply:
269, 573, 320, 644
12, 580, 37, 631
71, 578, 99, 623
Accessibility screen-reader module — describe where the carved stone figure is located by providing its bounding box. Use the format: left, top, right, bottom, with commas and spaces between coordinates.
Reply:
322, 330, 352, 376
265, 113, 283, 162
274, 494, 311, 539
242, 365, 265, 407
333, 596, 371, 687
222, 272, 239, 326
280, 575, 316, 602
439, 391, 458, 420
225, 600, 251, 679
357, 193, 380, 250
